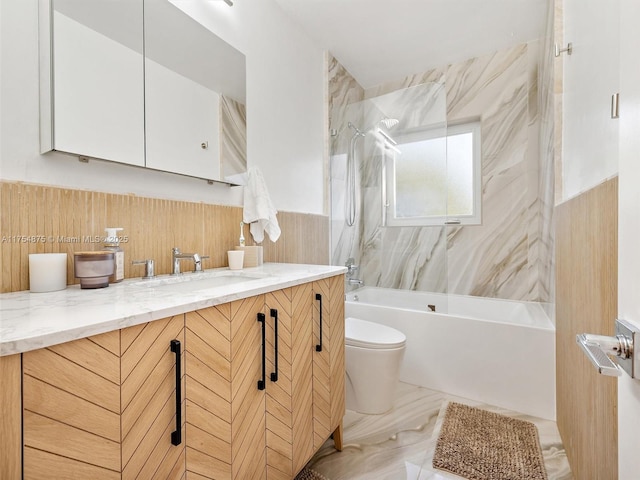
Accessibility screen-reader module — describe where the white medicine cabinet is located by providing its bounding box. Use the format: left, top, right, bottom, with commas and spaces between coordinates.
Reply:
39, 0, 247, 184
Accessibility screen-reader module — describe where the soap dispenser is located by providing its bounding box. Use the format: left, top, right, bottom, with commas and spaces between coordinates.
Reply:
103, 227, 124, 283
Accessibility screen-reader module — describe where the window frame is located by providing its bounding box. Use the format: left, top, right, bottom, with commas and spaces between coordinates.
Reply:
383, 120, 482, 227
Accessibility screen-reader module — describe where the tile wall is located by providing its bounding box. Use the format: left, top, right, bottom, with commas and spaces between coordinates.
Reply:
329, 38, 555, 303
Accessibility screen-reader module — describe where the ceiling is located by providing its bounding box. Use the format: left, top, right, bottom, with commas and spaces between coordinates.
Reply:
272, 0, 549, 89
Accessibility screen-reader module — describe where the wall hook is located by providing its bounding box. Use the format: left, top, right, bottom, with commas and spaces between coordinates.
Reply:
555, 42, 573, 57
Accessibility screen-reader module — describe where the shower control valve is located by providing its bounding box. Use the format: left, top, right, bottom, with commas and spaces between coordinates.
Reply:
345, 257, 358, 277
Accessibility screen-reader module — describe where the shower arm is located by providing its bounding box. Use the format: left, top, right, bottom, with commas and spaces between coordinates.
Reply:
377, 128, 397, 145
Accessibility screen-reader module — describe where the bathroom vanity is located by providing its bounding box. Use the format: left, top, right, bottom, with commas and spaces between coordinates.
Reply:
0, 264, 346, 480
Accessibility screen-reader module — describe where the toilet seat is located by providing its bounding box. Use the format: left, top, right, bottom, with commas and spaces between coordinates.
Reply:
345, 317, 406, 349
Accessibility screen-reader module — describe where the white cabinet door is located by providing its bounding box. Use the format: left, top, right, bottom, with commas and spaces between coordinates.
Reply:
52, 2, 145, 166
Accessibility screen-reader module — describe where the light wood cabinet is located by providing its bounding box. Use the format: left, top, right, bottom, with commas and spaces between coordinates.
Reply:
120, 316, 186, 480
22, 315, 185, 480
184, 293, 266, 480
0, 354, 22, 480
14, 275, 344, 480
264, 284, 315, 479
312, 275, 345, 451
183, 279, 345, 480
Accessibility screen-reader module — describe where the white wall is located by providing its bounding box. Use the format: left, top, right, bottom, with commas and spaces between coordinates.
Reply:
561, 0, 619, 202
563, 0, 640, 475
0, 0, 326, 214
617, 1, 640, 477
170, 0, 326, 215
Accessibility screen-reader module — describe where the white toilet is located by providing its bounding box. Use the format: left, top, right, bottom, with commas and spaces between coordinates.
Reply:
345, 317, 406, 414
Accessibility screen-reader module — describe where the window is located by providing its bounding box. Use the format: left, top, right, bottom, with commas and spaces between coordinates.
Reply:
384, 121, 481, 227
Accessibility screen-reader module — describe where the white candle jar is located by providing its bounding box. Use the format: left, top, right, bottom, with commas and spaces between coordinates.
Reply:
29, 253, 68, 293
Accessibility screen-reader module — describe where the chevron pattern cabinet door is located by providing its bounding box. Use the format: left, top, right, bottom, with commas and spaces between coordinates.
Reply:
312, 275, 346, 450
185, 304, 233, 479
312, 278, 331, 450
327, 275, 346, 432
264, 284, 314, 479
23, 317, 186, 480
290, 283, 315, 474
120, 315, 186, 480
265, 288, 294, 480
229, 295, 267, 480
23, 330, 123, 480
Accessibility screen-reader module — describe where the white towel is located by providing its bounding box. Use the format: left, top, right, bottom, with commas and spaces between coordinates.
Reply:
243, 167, 281, 243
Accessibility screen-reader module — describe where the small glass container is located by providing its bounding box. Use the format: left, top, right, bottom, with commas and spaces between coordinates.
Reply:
74, 251, 115, 289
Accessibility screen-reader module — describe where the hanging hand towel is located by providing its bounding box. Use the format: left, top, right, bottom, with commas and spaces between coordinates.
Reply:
243, 167, 281, 243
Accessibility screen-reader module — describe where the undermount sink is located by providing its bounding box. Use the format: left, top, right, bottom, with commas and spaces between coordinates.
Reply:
132, 272, 265, 293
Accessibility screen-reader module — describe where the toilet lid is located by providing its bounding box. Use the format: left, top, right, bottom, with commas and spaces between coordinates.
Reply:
345, 317, 406, 349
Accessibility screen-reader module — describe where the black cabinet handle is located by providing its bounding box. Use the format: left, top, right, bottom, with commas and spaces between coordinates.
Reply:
257, 313, 266, 390
315, 293, 323, 352
270, 308, 279, 382
170, 339, 182, 446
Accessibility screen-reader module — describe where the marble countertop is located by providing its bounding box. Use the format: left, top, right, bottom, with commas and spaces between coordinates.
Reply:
0, 263, 346, 356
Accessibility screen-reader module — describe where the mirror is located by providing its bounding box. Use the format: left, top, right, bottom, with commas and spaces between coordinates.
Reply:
40, 0, 247, 183
144, 0, 246, 181
43, 0, 145, 166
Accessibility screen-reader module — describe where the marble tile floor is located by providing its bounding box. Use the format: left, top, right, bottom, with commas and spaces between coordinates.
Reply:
306, 382, 572, 480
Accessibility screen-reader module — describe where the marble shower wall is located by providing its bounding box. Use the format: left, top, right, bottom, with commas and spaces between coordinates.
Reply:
328, 55, 364, 268
329, 40, 555, 302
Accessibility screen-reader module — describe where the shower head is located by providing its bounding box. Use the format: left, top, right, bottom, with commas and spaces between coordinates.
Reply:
379, 118, 399, 129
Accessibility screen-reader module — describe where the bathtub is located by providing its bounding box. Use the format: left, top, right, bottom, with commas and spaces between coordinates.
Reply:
345, 287, 556, 420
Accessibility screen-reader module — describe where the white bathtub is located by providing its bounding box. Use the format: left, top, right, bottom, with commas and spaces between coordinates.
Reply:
345, 287, 556, 420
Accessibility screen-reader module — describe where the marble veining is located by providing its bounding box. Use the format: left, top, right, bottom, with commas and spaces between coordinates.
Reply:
329, 54, 365, 156
329, 41, 555, 303
0, 263, 346, 356
306, 382, 572, 480
220, 95, 247, 180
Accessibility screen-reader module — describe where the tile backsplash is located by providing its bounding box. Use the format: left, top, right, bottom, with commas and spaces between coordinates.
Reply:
0, 181, 328, 293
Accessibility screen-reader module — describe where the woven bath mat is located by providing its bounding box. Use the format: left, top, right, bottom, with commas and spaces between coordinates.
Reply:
295, 467, 330, 480
433, 402, 548, 480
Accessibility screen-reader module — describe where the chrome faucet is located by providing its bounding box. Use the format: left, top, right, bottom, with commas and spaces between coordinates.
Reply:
345, 257, 363, 287
345, 257, 359, 277
171, 247, 202, 275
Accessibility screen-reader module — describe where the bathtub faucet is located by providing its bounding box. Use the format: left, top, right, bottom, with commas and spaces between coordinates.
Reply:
348, 278, 364, 287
